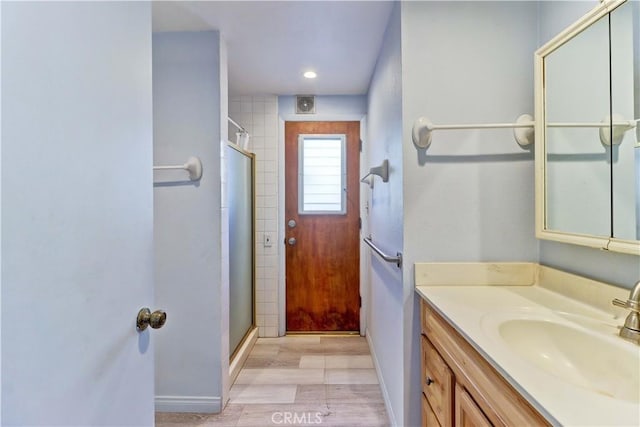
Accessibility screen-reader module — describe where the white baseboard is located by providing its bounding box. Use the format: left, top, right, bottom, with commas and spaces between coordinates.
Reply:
155, 396, 221, 413
366, 330, 397, 427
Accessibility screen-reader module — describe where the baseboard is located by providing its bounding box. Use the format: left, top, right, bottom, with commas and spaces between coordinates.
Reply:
366, 330, 397, 427
155, 396, 221, 413
230, 327, 258, 384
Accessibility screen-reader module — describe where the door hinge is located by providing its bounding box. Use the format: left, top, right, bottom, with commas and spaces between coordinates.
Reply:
359, 295, 362, 308
359, 217, 362, 230
359, 139, 363, 152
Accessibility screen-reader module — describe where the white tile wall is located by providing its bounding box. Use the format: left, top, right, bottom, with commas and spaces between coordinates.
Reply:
230, 95, 280, 337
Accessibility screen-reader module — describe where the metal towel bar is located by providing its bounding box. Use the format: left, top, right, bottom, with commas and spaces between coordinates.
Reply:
363, 237, 402, 269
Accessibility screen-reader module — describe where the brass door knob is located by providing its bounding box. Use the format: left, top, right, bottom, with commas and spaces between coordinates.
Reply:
137, 308, 167, 331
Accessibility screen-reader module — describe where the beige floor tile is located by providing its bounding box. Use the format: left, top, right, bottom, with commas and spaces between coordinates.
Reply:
234, 403, 331, 427
326, 384, 385, 404
322, 402, 389, 427
199, 404, 244, 427
156, 406, 245, 427
247, 344, 279, 358
321, 337, 370, 355
258, 336, 321, 344
278, 342, 325, 354
244, 351, 302, 368
235, 368, 325, 385
155, 412, 210, 427
298, 355, 325, 368
324, 369, 379, 385
324, 355, 373, 369
294, 385, 327, 403
229, 384, 297, 404
157, 337, 388, 426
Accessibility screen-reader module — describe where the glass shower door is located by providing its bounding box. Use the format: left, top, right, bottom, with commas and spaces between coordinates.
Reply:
227, 143, 255, 357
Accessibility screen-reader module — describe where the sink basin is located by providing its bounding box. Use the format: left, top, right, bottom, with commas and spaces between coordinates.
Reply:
495, 318, 639, 402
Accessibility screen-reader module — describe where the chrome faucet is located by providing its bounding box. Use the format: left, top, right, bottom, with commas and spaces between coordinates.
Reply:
612, 280, 640, 344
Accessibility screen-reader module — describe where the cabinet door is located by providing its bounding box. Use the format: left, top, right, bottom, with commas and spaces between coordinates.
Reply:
423, 393, 441, 427
422, 336, 454, 426
455, 384, 493, 427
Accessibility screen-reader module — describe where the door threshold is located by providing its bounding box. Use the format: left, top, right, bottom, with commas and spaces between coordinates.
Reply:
285, 331, 360, 336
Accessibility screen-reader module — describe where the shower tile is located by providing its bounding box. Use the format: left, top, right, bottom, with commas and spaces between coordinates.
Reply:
251, 101, 265, 114
230, 100, 241, 114
265, 326, 278, 337
265, 315, 278, 327
265, 100, 278, 114
240, 101, 252, 113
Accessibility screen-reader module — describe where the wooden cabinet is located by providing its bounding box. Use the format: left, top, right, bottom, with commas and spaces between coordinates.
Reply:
422, 393, 439, 427
421, 336, 453, 426
420, 300, 550, 427
455, 384, 492, 427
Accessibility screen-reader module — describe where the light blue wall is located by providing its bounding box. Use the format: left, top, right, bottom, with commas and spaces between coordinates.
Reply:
400, 2, 539, 425
365, 3, 404, 425
153, 31, 225, 412
538, 0, 640, 290
278, 95, 367, 121
2, 2, 154, 424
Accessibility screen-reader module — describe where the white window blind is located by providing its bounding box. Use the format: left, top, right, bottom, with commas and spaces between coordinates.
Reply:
298, 135, 346, 214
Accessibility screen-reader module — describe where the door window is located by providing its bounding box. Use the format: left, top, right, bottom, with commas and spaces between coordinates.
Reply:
298, 134, 346, 214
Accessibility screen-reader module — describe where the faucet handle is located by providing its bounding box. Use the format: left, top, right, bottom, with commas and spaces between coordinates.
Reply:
613, 298, 629, 309
613, 298, 640, 312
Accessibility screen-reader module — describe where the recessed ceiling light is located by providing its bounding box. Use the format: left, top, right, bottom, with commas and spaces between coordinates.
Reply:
303, 71, 317, 79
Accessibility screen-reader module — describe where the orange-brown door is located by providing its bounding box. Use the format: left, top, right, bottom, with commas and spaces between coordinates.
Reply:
285, 121, 360, 332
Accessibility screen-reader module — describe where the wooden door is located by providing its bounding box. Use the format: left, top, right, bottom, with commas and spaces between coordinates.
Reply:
285, 121, 360, 332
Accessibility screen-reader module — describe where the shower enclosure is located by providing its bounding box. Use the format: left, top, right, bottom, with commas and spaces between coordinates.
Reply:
227, 142, 255, 358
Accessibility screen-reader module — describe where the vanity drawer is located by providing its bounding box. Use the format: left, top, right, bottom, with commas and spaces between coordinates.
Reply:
421, 335, 454, 427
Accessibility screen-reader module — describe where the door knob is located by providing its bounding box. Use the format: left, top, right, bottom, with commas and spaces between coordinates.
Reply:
137, 308, 167, 331
287, 219, 297, 228
288, 237, 297, 246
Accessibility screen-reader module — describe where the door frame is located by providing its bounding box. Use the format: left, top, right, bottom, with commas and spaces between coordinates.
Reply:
277, 115, 369, 336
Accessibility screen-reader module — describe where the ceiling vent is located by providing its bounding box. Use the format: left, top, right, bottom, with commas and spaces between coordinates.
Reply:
296, 95, 316, 114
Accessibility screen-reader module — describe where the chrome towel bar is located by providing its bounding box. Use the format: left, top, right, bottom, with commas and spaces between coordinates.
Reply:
363, 237, 402, 269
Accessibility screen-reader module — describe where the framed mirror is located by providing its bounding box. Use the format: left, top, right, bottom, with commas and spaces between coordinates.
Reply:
535, 0, 640, 256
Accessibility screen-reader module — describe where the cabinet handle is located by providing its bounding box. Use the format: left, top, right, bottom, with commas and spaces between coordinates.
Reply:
426, 377, 434, 386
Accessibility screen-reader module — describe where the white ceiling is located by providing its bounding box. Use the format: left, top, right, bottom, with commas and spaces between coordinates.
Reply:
152, 1, 394, 96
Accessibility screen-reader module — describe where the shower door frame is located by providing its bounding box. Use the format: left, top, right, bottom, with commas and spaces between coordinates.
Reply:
227, 141, 257, 359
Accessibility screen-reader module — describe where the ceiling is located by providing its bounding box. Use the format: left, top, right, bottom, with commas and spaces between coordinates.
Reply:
152, 1, 394, 96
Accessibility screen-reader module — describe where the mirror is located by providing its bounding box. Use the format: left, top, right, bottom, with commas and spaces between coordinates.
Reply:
535, 0, 640, 255
611, 0, 640, 241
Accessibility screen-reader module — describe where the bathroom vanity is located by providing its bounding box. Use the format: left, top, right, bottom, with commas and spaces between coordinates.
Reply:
416, 263, 639, 427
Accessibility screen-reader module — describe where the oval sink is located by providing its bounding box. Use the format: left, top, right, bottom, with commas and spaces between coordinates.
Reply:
497, 318, 639, 402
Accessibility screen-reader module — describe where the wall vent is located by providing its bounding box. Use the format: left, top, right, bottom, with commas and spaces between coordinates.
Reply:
296, 95, 316, 114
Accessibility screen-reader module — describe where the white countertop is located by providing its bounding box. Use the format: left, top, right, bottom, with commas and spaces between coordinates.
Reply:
416, 274, 640, 427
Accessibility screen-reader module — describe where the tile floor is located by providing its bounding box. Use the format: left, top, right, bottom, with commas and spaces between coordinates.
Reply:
156, 336, 389, 427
